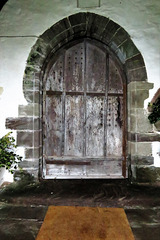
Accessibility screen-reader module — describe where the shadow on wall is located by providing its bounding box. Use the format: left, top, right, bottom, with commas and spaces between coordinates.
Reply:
0, 87, 3, 96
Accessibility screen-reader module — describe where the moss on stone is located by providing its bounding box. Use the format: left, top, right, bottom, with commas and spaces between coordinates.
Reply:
136, 167, 160, 183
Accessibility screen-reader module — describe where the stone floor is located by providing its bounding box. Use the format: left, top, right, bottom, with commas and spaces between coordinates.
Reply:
0, 179, 160, 240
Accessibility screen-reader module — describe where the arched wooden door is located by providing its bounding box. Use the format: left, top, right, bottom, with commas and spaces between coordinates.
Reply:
43, 39, 127, 179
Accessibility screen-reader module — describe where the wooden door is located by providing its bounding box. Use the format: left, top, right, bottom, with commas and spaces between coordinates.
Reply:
43, 39, 126, 179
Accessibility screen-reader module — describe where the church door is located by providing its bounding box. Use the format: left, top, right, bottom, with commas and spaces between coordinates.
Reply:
43, 39, 127, 179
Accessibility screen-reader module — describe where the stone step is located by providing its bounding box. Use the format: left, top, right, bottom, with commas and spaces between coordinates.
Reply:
131, 225, 160, 240
0, 219, 41, 240
0, 204, 47, 220
125, 208, 160, 225
0, 204, 160, 240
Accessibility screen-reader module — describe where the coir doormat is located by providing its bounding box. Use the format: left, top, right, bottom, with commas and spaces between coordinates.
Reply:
36, 206, 135, 240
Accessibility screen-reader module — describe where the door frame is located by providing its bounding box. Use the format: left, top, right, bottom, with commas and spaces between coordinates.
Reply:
42, 38, 128, 179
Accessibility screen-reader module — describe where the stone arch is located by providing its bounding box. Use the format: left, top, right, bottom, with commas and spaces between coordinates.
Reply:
7, 12, 155, 181
23, 12, 147, 103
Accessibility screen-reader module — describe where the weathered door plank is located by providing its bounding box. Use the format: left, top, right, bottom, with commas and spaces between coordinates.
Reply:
64, 95, 84, 157
86, 96, 105, 157
44, 95, 63, 156
106, 96, 123, 157
86, 41, 106, 93
46, 159, 123, 178
65, 42, 84, 92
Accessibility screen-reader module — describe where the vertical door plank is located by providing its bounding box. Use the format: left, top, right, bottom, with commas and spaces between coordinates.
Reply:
64, 95, 84, 157
65, 43, 84, 92
86, 96, 105, 157
86, 42, 106, 93
108, 57, 123, 94
106, 96, 123, 157
46, 55, 64, 91
44, 95, 62, 156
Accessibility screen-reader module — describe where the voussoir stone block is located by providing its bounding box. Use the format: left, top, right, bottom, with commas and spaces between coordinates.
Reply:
49, 30, 72, 51
87, 14, 109, 37
32, 38, 52, 57
110, 28, 129, 49
101, 21, 120, 44
118, 39, 139, 60
72, 24, 87, 34
50, 18, 71, 38
127, 67, 147, 82
125, 54, 146, 70
69, 12, 87, 26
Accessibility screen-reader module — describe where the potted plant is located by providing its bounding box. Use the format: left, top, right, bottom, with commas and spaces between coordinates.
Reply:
0, 132, 22, 174
148, 97, 160, 131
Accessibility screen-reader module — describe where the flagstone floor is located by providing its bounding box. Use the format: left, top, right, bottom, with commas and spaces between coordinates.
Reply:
0, 180, 160, 240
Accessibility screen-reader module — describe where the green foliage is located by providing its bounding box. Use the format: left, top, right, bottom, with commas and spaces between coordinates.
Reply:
0, 132, 22, 173
148, 97, 160, 124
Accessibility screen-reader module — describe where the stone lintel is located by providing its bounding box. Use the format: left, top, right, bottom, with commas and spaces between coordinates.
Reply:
128, 81, 154, 91
128, 132, 160, 142
130, 155, 154, 165
6, 117, 40, 130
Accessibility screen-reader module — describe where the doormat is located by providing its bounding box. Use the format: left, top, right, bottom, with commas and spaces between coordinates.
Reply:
36, 206, 135, 240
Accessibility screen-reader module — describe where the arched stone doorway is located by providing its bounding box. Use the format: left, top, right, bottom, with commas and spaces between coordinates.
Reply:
6, 12, 153, 181
43, 38, 126, 178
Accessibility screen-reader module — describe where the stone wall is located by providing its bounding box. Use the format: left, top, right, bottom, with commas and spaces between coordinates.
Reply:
127, 81, 157, 182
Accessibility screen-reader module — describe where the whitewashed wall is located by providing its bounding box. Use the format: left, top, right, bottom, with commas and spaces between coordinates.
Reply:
0, 0, 160, 168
